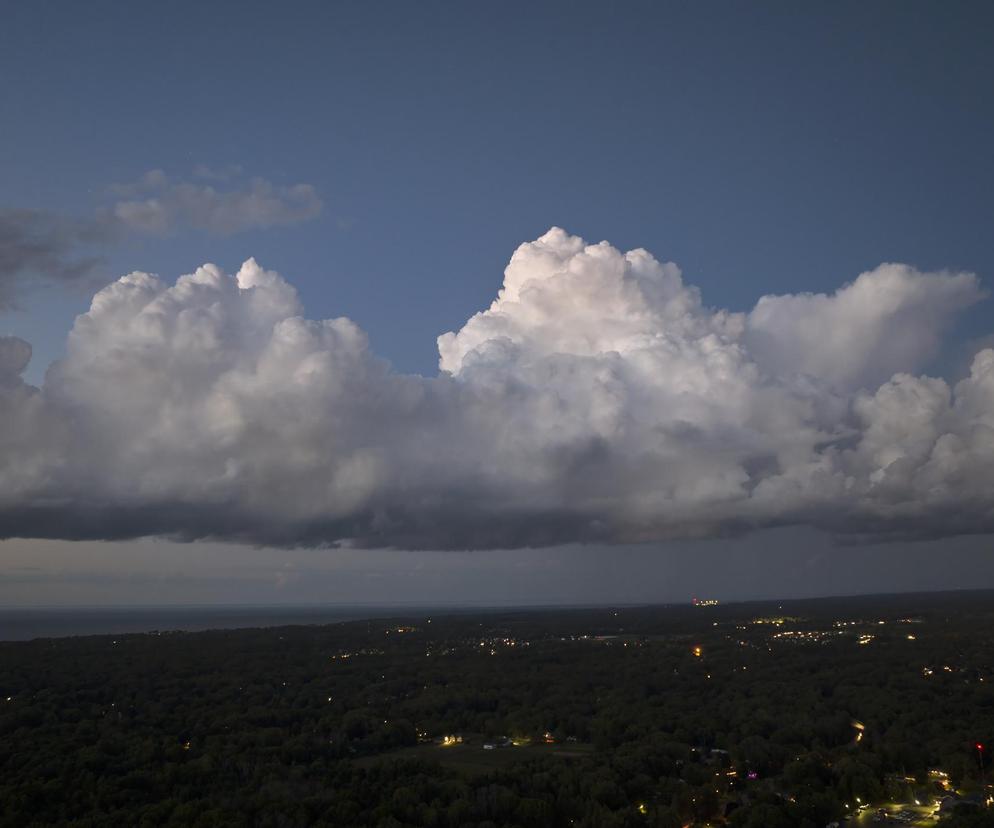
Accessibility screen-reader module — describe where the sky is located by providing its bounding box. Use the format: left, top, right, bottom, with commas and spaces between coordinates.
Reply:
1, 0, 993, 607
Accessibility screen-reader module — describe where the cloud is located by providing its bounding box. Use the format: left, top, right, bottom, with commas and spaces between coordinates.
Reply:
0, 335, 32, 383
744, 265, 984, 391
0, 209, 111, 309
110, 170, 323, 236
0, 228, 991, 549
0, 171, 322, 306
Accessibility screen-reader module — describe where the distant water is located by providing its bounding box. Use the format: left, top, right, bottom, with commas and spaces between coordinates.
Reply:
0, 605, 443, 642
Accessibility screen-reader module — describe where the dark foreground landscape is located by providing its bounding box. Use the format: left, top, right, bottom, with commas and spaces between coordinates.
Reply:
2, 592, 993, 828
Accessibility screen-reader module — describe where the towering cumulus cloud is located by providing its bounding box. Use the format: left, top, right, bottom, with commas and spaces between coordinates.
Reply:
1, 228, 992, 548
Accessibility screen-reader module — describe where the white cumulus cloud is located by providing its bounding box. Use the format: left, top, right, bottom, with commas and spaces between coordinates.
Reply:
744, 264, 983, 391
0, 228, 991, 548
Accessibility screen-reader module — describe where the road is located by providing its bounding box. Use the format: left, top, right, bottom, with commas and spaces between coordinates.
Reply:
849, 801, 939, 826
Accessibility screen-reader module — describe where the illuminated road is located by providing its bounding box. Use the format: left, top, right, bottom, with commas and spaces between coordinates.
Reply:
848, 802, 938, 826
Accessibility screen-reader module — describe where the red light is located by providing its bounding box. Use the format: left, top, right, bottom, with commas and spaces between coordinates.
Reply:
978, 743, 985, 751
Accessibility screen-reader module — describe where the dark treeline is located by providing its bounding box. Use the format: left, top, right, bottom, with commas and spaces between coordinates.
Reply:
2, 592, 994, 827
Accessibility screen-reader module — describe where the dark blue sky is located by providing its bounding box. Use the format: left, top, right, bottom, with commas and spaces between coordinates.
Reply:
3, 0, 993, 378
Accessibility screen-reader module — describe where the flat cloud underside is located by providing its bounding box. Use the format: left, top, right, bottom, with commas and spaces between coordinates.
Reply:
1, 228, 992, 549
